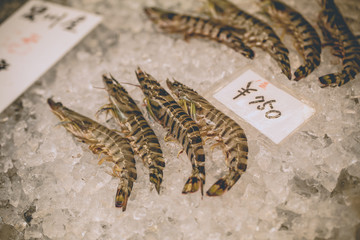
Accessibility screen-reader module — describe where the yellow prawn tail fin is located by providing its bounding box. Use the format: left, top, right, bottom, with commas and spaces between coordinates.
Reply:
319, 68, 355, 87
294, 59, 318, 81
115, 185, 129, 211
206, 171, 242, 197
182, 171, 204, 196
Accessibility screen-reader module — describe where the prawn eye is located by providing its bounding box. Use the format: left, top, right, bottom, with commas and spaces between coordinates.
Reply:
166, 13, 175, 20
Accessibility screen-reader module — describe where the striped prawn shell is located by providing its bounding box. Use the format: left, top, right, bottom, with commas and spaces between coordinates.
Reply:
47, 98, 136, 211
205, 0, 291, 79
166, 80, 248, 197
135, 67, 205, 195
261, 0, 322, 81
317, 0, 360, 87
102, 74, 165, 194
144, 7, 254, 59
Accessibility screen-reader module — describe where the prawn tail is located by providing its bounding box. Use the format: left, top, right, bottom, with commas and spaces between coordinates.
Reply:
115, 183, 130, 211
294, 59, 317, 81
182, 170, 205, 196
319, 68, 356, 87
206, 170, 243, 197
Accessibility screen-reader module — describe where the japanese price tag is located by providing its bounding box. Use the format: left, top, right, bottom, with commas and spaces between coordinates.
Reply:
0, 0, 102, 113
213, 70, 315, 144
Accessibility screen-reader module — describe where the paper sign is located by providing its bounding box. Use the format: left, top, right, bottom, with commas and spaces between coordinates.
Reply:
213, 70, 315, 144
0, 0, 102, 113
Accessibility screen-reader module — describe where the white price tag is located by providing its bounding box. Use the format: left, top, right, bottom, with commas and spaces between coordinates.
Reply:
0, 0, 102, 113
213, 70, 315, 144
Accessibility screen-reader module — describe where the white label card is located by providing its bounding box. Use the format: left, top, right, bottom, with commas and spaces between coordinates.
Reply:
0, 0, 102, 113
213, 70, 315, 144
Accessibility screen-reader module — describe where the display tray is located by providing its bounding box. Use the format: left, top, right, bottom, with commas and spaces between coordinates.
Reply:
0, 0, 359, 239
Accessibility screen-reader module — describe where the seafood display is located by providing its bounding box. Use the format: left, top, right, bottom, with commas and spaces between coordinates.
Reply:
144, 7, 254, 59
44, 0, 359, 211
2, 0, 358, 238
260, 0, 321, 81
99, 74, 165, 193
204, 0, 291, 79
167, 79, 248, 196
135, 67, 206, 196
317, 0, 360, 87
48, 98, 137, 211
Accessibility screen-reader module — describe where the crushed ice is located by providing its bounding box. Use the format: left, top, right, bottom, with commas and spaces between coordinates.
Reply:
0, 0, 359, 239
